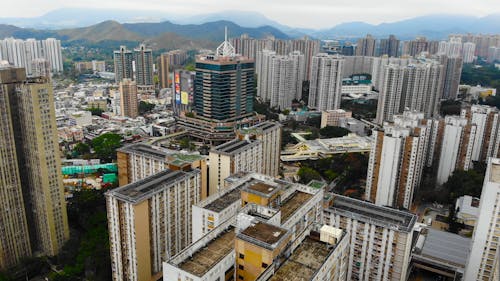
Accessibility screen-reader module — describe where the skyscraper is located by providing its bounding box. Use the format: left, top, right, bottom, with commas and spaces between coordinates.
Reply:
439, 55, 463, 100
0, 66, 69, 259
134, 44, 154, 88
119, 79, 138, 118
365, 111, 431, 208
193, 37, 254, 121
464, 157, 500, 281
41, 38, 63, 73
403, 37, 429, 57
379, 35, 400, 57
375, 62, 443, 124
462, 42, 476, 63
355, 34, 376, 56
308, 53, 344, 111
0, 67, 32, 270
256, 50, 304, 109
113, 46, 133, 83
157, 52, 171, 89
435, 116, 476, 185
461, 105, 500, 162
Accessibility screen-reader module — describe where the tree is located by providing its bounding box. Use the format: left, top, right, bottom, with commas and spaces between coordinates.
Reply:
442, 168, 485, 203
87, 107, 104, 116
320, 126, 350, 138
297, 167, 322, 184
91, 133, 122, 162
139, 101, 156, 114
305, 116, 321, 128
440, 100, 462, 116
73, 142, 90, 156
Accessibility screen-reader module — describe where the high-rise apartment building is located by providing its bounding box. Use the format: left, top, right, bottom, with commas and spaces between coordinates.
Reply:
30, 58, 51, 78
462, 42, 476, 63
366, 111, 431, 208
308, 53, 344, 111
256, 50, 304, 109
437, 37, 463, 57
0, 37, 62, 75
375, 62, 443, 124
116, 143, 208, 198
158, 52, 171, 89
209, 139, 262, 194
134, 44, 154, 88
0, 67, 32, 270
237, 121, 282, 177
379, 35, 400, 57
324, 194, 417, 281
436, 115, 476, 185
41, 38, 63, 73
119, 79, 138, 118
461, 105, 500, 162
463, 157, 500, 281
106, 169, 201, 281
355, 34, 376, 56
402, 37, 429, 57
0, 67, 69, 261
113, 46, 134, 83
439, 55, 463, 100
371, 56, 413, 91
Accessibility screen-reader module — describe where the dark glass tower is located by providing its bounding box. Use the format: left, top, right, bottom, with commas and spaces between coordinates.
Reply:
194, 56, 254, 121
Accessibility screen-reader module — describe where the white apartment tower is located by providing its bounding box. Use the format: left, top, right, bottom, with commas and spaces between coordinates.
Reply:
41, 38, 63, 72
464, 158, 500, 281
436, 116, 476, 185
375, 62, 443, 124
366, 111, 431, 209
462, 42, 476, 63
461, 105, 500, 162
308, 53, 344, 111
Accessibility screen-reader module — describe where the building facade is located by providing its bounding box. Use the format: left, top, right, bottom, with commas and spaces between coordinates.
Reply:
308, 53, 344, 111
134, 44, 154, 88
119, 79, 138, 118
464, 158, 500, 280
106, 169, 201, 281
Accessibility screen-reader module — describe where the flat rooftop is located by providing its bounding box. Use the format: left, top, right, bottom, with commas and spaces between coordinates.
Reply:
240, 121, 279, 133
239, 222, 287, 246
327, 194, 416, 232
268, 237, 332, 281
212, 139, 258, 155
178, 226, 235, 277
118, 143, 168, 159
245, 181, 279, 196
420, 229, 471, 267
107, 169, 190, 204
204, 187, 242, 213
281, 191, 313, 222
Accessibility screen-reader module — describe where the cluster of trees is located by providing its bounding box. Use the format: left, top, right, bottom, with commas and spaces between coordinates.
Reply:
71, 133, 122, 163
461, 64, 500, 96
319, 126, 350, 138
297, 153, 369, 198
139, 101, 156, 114
340, 99, 378, 120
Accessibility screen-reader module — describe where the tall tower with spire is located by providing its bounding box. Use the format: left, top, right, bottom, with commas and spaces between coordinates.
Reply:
177, 28, 259, 143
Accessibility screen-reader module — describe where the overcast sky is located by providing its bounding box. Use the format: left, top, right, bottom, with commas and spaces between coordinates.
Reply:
2, 0, 499, 28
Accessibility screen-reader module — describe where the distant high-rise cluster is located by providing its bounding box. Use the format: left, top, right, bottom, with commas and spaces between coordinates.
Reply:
379, 34, 400, 57
355, 34, 376, 56
0, 67, 69, 269
0, 37, 63, 75
158, 49, 188, 89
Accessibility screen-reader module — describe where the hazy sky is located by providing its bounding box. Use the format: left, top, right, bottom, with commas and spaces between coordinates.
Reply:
2, 0, 499, 28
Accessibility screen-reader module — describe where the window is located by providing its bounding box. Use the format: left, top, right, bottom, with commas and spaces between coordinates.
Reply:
262, 263, 268, 268
239, 253, 244, 259
238, 265, 244, 270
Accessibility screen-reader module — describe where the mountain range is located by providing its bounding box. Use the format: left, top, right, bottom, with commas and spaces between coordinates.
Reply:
0, 8, 499, 47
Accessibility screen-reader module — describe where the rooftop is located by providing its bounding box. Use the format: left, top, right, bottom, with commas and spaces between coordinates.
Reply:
212, 139, 259, 155
106, 169, 193, 204
204, 187, 242, 213
327, 194, 416, 232
245, 181, 280, 197
118, 143, 168, 159
178, 226, 235, 277
239, 222, 288, 246
419, 229, 471, 267
240, 121, 280, 134
281, 191, 313, 222
118, 143, 206, 165
268, 236, 333, 281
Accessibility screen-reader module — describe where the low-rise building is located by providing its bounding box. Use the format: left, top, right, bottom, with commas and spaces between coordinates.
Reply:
455, 195, 480, 227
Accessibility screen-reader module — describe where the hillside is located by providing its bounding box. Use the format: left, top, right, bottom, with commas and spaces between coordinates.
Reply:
58, 20, 144, 42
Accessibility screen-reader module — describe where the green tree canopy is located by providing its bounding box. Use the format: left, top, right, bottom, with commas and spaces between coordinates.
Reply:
91, 133, 122, 162
319, 126, 350, 138
297, 167, 322, 184
73, 142, 90, 156
139, 101, 156, 114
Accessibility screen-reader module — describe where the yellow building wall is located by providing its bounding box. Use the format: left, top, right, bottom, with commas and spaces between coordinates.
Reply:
133, 201, 152, 281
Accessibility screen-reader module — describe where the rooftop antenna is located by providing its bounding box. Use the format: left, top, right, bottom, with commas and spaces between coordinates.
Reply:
216, 26, 235, 57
